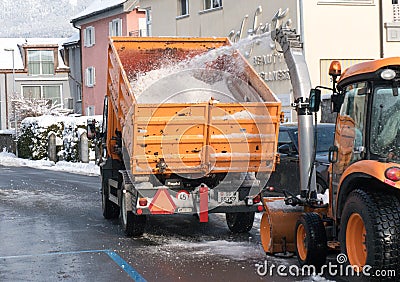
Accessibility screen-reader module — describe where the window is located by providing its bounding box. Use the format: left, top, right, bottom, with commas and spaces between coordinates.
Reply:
22, 85, 62, 105
84, 26, 95, 47
27, 50, 54, 75
77, 84, 82, 101
336, 82, 367, 165
178, 0, 188, 16
204, 0, 222, 10
85, 67, 95, 87
109, 18, 122, 36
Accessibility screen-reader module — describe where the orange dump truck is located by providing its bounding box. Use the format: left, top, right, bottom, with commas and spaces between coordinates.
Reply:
90, 37, 281, 236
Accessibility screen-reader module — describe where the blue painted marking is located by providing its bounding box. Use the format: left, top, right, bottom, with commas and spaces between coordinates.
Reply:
105, 250, 147, 282
0, 249, 146, 282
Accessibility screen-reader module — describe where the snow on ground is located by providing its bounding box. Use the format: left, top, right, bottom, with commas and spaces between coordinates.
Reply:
0, 150, 100, 176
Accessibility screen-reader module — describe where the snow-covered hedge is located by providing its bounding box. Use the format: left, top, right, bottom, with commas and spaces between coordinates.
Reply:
18, 115, 102, 161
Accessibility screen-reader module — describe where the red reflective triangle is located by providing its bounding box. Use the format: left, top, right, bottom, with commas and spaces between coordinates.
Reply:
149, 188, 176, 214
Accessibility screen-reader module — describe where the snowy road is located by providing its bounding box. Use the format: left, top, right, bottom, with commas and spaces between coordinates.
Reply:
0, 164, 336, 281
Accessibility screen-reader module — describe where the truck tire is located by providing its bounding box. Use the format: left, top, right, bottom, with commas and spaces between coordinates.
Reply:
121, 191, 146, 237
295, 212, 327, 269
102, 182, 119, 219
340, 189, 400, 272
226, 212, 255, 233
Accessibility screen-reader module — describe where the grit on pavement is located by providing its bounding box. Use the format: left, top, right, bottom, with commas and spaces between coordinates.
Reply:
0, 165, 341, 281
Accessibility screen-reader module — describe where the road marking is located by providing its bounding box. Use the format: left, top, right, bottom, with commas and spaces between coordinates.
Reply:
0, 249, 146, 282
105, 250, 147, 282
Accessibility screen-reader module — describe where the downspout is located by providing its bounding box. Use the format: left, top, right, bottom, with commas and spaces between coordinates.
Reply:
379, 0, 384, 58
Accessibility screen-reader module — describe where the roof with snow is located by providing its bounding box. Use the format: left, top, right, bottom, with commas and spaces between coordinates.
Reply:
71, 0, 138, 22
62, 33, 80, 47
0, 38, 67, 70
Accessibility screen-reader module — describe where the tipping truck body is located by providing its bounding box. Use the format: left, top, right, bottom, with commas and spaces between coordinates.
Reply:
259, 14, 400, 274
94, 37, 281, 236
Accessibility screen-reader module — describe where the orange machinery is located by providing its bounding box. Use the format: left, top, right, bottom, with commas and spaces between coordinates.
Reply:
94, 37, 282, 236
260, 21, 400, 273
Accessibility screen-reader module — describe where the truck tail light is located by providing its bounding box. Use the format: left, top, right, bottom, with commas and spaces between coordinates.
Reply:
385, 167, 400, 182
253, 195, 261, 204
139, 198, 148, 206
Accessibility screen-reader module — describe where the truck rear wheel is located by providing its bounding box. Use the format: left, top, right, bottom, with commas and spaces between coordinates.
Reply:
295, 212, 327, 269
102, 182, 119, 219
121, 191, 146, 237
340, 189, 400, 272
226, 212, 255, 233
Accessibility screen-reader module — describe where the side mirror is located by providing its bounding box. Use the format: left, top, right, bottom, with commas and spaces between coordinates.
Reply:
278, 143, 293, 155
328, 145, 338, 163
331, 94, 344, 113
309, 88, 321, 112
87, 118, 98, 140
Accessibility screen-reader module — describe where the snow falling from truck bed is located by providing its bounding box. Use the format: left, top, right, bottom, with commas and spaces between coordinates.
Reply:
130, 32, 275, 104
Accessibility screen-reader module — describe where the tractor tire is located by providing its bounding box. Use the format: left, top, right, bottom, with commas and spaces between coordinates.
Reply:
102, 181, 120, 219
295, 212, 327, 269
340, 189, 400, 272
226, 212, 255, 233
120, 191, 146, 237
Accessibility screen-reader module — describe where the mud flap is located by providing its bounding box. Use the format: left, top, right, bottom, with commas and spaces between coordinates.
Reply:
199, 185, 209, 222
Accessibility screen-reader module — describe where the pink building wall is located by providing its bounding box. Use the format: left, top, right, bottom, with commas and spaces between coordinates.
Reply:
80, 10, 145, 115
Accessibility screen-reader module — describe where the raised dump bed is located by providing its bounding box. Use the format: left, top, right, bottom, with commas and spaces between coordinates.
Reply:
107, 37, 281, 177
98, 37, 282, 235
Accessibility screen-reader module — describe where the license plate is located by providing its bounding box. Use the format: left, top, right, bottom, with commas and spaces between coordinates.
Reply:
218, 192, 239, 203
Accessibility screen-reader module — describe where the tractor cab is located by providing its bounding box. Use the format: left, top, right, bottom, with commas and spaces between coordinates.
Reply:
329, 58, 400, 166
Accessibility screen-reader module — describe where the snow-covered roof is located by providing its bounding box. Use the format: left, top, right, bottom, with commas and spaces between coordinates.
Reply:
0, 38, 67, 70
62, 33, 80, 47
71, 0, 134, 22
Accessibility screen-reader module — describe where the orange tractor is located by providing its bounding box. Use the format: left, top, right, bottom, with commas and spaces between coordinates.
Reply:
261, 22, 400, 272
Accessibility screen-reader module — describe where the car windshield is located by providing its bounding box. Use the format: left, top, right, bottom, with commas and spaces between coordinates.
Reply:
370, 85, 400, 163
293, 125, 335, 153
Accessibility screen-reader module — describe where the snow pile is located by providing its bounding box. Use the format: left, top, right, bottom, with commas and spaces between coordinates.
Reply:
0, 149, 99, 176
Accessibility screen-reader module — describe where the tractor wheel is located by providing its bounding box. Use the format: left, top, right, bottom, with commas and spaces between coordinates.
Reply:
102, 181, 120, 219
340, 189, 400, 272
120, 191, 146, 237
295, 212, 327, 269
226, 212, 255, 233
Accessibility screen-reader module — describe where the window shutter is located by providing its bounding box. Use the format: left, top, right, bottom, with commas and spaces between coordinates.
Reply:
83, 29, 88, 47
118, 19, 123, 36
93, 67, 96, 86
85, 68, 89, 86
91, 28, 95, 45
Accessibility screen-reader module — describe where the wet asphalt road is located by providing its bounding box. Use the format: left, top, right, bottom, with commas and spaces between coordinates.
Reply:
0, 165, 339, 282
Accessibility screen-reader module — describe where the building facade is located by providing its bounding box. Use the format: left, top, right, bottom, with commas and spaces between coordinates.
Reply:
0, 38, 72, 130
71, 0, 146, 115
62, 33, 83, 114
139, 0, 400, 121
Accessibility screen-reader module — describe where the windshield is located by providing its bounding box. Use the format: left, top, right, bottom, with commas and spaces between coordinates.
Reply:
293, 125, 335, 153
370, 85, 400, 162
